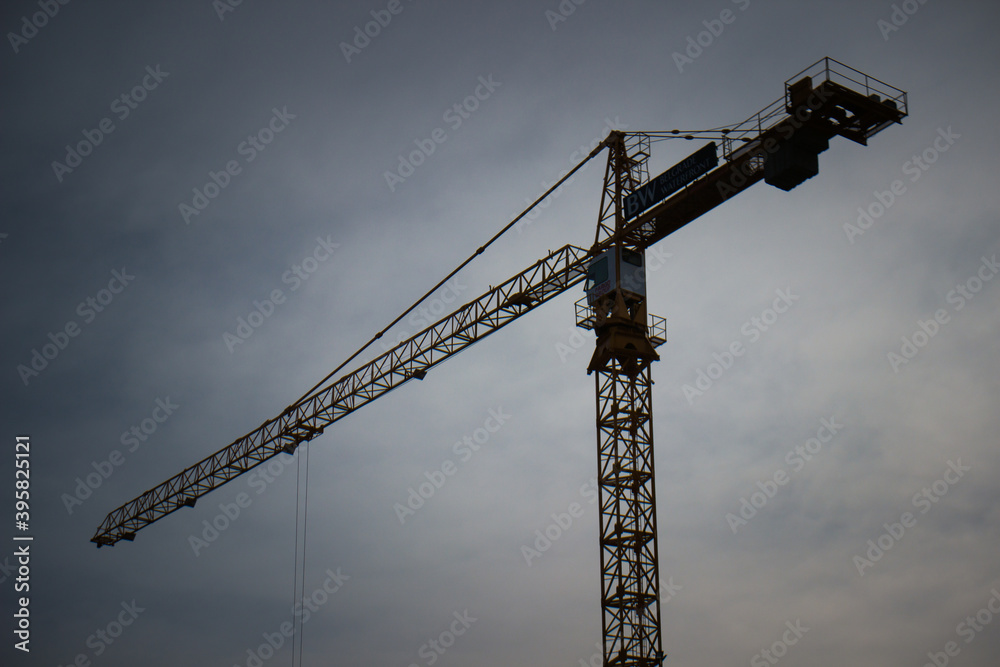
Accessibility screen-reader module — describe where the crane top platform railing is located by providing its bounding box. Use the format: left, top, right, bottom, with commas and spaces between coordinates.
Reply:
720, 57, 908, 163
788, 56, 909, 115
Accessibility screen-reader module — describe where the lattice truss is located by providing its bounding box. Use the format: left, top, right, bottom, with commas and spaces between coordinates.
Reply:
93, 244, 590, 546
594, 133, 651, 246
595, 359, 662, 667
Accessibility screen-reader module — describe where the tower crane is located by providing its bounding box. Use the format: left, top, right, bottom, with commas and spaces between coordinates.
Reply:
93, 58, 907, 666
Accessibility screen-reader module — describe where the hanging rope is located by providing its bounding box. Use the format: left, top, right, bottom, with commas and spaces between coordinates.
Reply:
279, 130, 618, 666
290, 442, 310, 667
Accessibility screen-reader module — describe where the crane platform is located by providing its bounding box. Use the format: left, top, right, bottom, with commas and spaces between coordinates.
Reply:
620, 57, 908, 252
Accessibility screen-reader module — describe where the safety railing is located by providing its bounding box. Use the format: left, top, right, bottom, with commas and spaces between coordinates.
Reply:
787, 56, 908, 116
719, 57, 908, 162
574, 297, 667, 347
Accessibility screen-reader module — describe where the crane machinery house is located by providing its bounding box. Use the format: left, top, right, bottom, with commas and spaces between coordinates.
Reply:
585, 247, 646, 306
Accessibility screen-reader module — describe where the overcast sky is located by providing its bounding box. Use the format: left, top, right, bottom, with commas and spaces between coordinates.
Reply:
2, 1, 1000, 666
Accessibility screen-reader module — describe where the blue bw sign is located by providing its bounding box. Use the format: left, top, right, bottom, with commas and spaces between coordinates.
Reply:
625, 142, 718, 219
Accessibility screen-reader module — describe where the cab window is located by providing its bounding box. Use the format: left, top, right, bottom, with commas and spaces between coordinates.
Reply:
585, 257, 609, 292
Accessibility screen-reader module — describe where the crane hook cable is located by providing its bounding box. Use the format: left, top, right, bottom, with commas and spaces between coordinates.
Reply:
290, 441, 311, 667
281, 135, 610, 664
291, 136, 612, 407
291, 443, 303, 667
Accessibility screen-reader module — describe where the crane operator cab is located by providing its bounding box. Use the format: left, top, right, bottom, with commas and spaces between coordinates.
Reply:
585, 247, 646, 307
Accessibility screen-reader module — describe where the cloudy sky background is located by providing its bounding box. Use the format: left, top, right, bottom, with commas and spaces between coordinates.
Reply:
2, 1, 999, 665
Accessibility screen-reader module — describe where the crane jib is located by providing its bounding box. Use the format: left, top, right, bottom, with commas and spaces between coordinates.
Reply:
91, 244, 592, 547
624, 142, 718, 220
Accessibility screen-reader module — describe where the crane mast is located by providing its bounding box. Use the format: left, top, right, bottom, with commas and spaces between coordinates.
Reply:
578, 132, 667, 666
93, 57, 907, 667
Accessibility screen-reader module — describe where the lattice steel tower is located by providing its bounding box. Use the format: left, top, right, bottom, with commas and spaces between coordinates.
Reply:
579, 131, 665, 666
